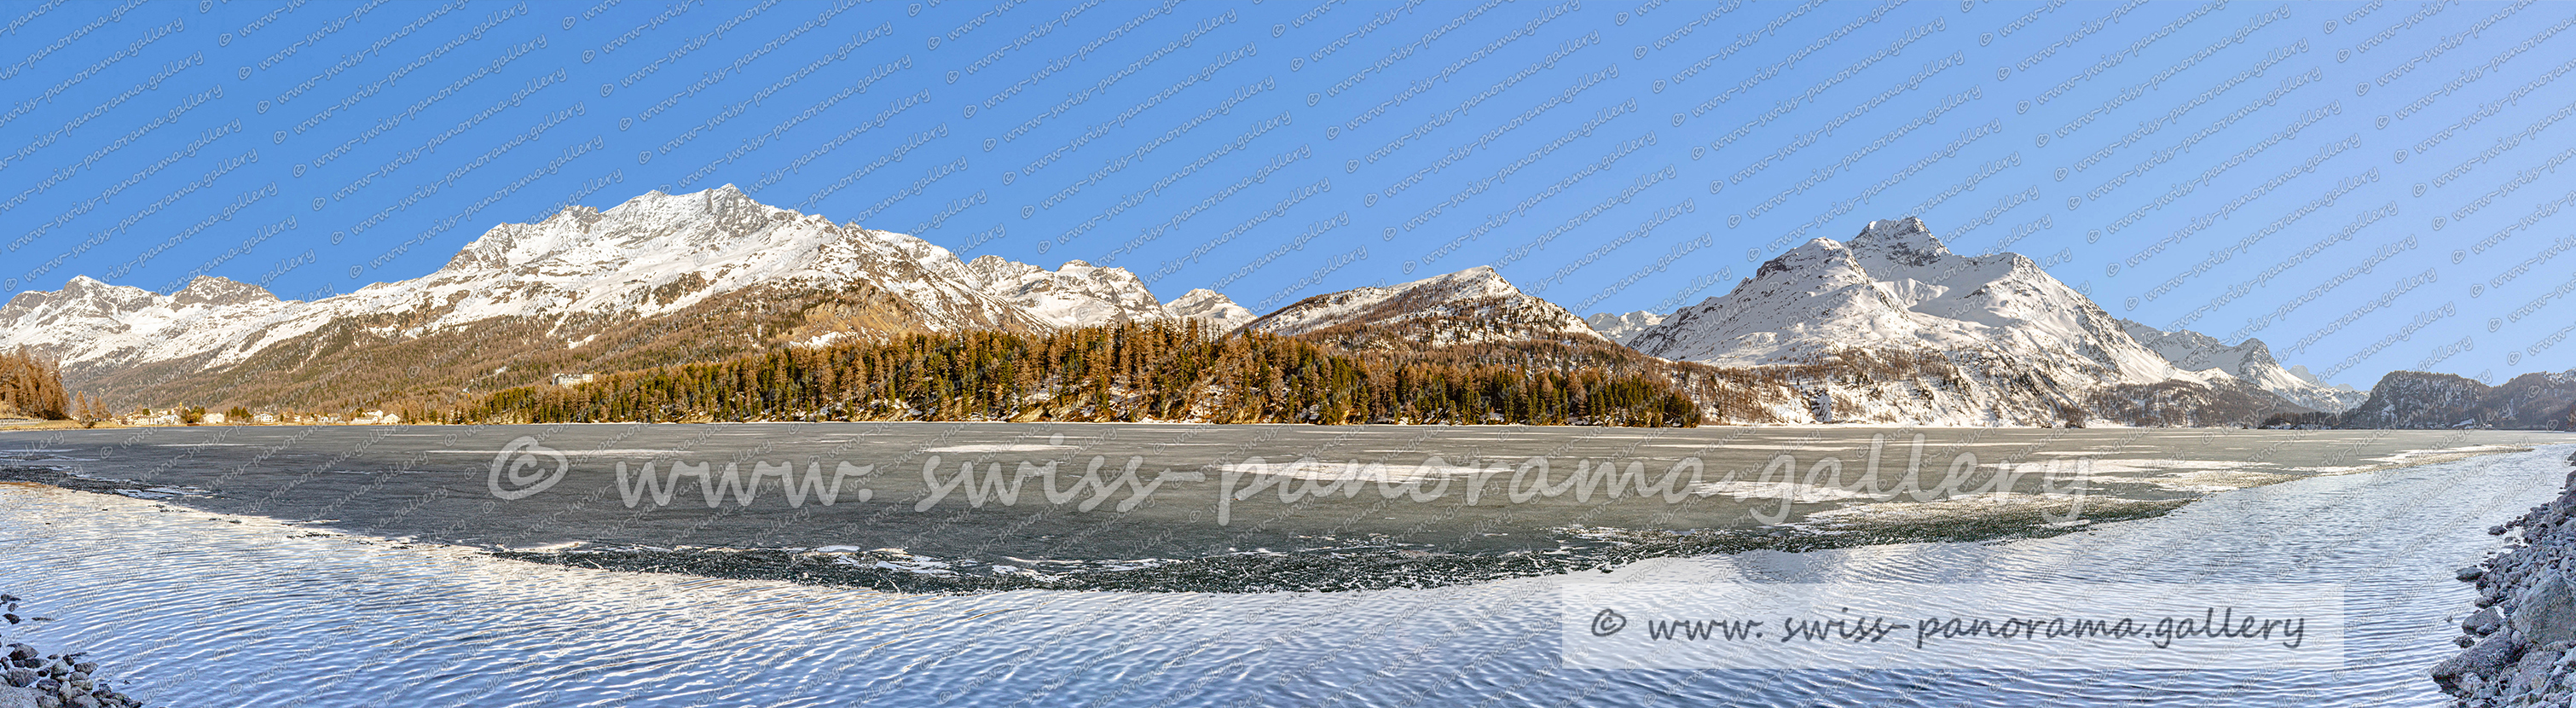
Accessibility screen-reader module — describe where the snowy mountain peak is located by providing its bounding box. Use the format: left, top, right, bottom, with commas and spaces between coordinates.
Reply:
959, 256, 1169, 329
1165, 288, 1254, 333
1245, 266, 1605, 347
1847, 217, 1949, 268
172, 276, 277, 307
2118, 319, 2366, 412
1629, 218, 2220, 423
1754, 238, 1872, 285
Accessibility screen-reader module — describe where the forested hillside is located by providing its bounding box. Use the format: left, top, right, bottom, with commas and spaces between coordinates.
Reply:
453, 322, 1706, 427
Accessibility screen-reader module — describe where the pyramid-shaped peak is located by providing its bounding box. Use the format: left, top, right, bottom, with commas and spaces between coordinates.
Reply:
1847, 217, 1953, 266
1860, 216, 1931, 238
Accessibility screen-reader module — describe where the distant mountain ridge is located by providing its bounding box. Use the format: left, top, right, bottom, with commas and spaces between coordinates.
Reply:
2117, 319, 2366, 412
0, 186, 1192, 410
2269, 369, 2576, 430
0, 190, 2497, 428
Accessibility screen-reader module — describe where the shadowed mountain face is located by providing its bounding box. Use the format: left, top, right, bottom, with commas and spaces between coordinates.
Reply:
2308, 370, 2576, 430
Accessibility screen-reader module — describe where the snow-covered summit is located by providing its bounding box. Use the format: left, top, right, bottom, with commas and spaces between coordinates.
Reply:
1618, 218, 2296, 426
1245, 265, 1606, 347
2118, 319, 2366, 412
961, 256, 1170, 329
1633, 218, 2183, 385
1165, 288, 1254, 333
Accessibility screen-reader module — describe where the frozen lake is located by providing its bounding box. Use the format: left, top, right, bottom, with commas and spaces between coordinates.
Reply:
0, 424, 2567, 705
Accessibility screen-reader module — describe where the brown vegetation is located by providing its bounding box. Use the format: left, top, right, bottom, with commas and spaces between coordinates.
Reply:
0, 347, 70, 420
454, 322, 1703, 427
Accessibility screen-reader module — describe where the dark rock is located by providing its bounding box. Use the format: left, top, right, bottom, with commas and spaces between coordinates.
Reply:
3, 667, 32, 687
2467, 606, 2505, 635
2460, 566, 2486, 582
2433, 635, 2526, 693
2457, 635, 2479, 647
2511, 569, 2576, 646
3, 645, 30, 662
67, 664, 90, 676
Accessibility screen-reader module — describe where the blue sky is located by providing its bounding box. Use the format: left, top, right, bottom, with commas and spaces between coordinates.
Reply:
1, 0, 2567, 386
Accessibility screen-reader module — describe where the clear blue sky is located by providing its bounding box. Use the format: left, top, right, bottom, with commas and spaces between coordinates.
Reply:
1, 0, 2565, 386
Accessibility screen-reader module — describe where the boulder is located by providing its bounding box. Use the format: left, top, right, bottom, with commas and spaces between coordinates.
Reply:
2512, 569, 2576, 646
2434, 635, 2527, 693
2466, 606, 2505, 635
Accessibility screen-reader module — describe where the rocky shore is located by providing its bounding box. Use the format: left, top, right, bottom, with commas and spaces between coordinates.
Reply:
2434, 450, 2576, 705
0, 595, 146, 708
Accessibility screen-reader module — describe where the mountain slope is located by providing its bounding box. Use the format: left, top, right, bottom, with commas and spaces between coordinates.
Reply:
1244, 266, 1607, 350
2117, 319, 2366, 412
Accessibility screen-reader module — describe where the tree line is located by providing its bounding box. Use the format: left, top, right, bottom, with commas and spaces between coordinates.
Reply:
0, 347, 103, 421
451, 321, 1705, 427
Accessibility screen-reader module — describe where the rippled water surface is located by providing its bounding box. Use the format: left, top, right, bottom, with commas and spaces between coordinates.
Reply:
0, 425, 2566, 705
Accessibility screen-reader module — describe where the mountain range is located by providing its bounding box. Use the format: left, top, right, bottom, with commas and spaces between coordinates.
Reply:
2, 188, 2543, 427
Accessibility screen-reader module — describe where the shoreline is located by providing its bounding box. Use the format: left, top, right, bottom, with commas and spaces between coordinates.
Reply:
2434, 449, 2576, 705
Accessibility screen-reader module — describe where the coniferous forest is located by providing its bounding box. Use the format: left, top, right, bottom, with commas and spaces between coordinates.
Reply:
453, 322, 1705, 427
0, 347, 72, 421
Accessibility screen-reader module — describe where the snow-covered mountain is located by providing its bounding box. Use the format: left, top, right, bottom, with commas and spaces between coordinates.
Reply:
1164, 288, 1253, 332
1583, 310, 1664, 346
1633, 218, 2179, 380
0, 276, 300, 379
1244, 266, 1607, 349
961, 256, 1170, 329
0, 186, 1192, 395
2118, 319, 2365, 412
1626, 218, 2288, 426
